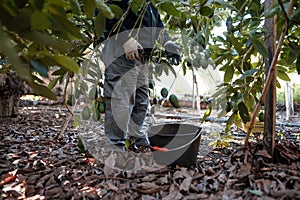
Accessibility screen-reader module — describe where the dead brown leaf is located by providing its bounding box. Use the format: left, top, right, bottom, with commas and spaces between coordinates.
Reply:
1, 106, 300, 199
141, 195, 157, 200
255, 149, 272, 159
138, 182, 159, 191
236, 162, 251, 178
163, 184, 182, 200
44, 187, 63, 197
105, 180, 119, 192
179, 177, 192, 192
142, 174, 157, 182
0, 175, 17, 186
173, 168, 192, 180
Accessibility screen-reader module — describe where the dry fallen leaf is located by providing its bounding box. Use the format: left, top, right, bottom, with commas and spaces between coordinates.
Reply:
236, 162, 251, 178
138, 182, 159, 191
179, 177, 192, 192
163, 184, 183, 200
255, 150, 272, 159
1, 107, 300, 199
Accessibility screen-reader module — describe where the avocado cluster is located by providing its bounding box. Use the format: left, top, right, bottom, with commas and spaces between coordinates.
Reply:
160, 87, 179, 108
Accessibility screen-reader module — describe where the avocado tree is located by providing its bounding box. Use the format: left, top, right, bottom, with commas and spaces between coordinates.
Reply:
204, 0, 299, 157
0, 0, 115, 117
156, 0, 300, 157
1, 0, 299, 158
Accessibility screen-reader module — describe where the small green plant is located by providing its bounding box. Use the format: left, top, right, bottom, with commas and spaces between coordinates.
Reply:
293, 83, 300, 103
277, 132, 286, 140
276, 90, 285, 104
208, 132, 234, 148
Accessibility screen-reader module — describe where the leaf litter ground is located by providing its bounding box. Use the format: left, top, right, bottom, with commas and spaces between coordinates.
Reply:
0, 105, 300, 200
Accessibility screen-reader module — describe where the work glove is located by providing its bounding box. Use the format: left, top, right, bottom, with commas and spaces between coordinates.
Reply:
123, 37, 143, 60
164, 40, 181, 65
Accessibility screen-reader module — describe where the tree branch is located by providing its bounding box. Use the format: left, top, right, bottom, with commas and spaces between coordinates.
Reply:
244, 0, 295, 147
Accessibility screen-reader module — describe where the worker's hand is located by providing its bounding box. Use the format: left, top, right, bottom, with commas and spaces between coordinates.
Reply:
123, 37, 143, 60
164, 40, 181, 65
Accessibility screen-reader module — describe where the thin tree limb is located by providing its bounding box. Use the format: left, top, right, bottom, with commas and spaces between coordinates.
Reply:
57, 73, 74, 140
244, 0, 295, 147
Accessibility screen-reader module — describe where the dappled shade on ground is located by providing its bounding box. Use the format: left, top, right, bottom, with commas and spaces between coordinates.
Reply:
0, 107, 300, 199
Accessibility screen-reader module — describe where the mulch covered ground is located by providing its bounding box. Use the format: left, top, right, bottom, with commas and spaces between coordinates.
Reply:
0, 106, 300, 200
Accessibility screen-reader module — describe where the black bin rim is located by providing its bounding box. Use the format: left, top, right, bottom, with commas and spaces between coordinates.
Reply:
147, 122, 202, 152
147, 122, 201, 136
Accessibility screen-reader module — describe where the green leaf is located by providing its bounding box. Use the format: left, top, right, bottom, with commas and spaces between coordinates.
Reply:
20, 30, 71, 53
88, 68, 100, 79
182, 63, 187, 75
244, 94, 255, 111
48, 77, 60, 89
249, 190, 263, 197
226, 112, 236, 132
109, 4, 123, 19
48, 0, 68, 7
224, 65, 234, 83
51, 14, 83, 39
216, 36, 226, 43
74, 115, 81, 127
52, 68, 67, 75
83, 0, 96, 19
95, 0, 115, 19
213, 0, 237, 11
251, 38, 268, 58
163, 63, 169, 75
235, 0, 246, 13
215, 55, 225, 66
168, 65, 177, 77
296, 53, 300, 74
95, 14, 106, 38
8, 9, 31, 32
159, 1, 181, 17
290, 6, 300, 22
239, 69, 258, 80
31, 11, 51, 30
69, 0, 81, 15
33, 0, 45, 10
155, 64, 163, 76
266, 5, 280, 18
129, 0, 146, 14
14, 0, 29, 8
31, 82, 57, 100
277, 70, 291, 81
207, 140, 216, 147
31, 60, 48, 78
199, 0, 207, 6
200, 6, 213, 16
230, 35, 242, 55
0, 28, 32, 82
226, 16, 234, 33
201, 104, 212, 123
125, 139, 131, 149
50, 55, 80, 72
238, 102, 250, 123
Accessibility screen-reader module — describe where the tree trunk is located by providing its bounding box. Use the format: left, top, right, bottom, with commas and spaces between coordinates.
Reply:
0, 73, 24, 118
264, 0, 276, 157
285, 81, 294, 121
